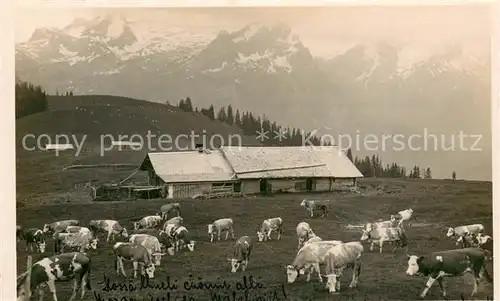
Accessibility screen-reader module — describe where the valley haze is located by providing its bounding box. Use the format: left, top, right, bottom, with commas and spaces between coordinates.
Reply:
15, 6, 492, 181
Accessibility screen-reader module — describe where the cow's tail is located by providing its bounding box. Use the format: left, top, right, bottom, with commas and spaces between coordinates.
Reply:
85, 266, 92, 290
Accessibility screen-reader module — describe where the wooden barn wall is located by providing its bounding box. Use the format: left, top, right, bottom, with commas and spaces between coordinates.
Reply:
241, 180, 260, 194
168, 183, 212, 198
314, 178, 331, 192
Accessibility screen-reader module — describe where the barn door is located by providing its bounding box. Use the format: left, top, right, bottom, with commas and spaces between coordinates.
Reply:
306, 178, 313, 191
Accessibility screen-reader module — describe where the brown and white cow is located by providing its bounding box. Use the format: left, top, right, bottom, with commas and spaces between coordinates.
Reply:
53, 232, 98, 254
157, 203, 181, 220
88, 219, 129, 242
462, 233, 493, 260
364, 219, 397, 233
134, 215, 163, 231
257, 217, 283, 242
113, 242, 156, 278
22, 228, 46, 254
286, 240, 344, 283
16, 252, 92, 301
446, 224, 484, 246
296, 222, 316, 249
360, 226, 408, 253
128, 234, 166, 266
171, 226, 196, 252
324, 241, 363, 294
405, 247, 492, 299
300, 199, 329, 218
229, 236, 253, 273
42, 219, 79, 234
208, 218, 235, 242
157, 230, 176, 256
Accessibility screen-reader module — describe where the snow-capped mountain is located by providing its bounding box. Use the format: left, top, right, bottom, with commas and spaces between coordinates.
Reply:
15, 15, 492, 180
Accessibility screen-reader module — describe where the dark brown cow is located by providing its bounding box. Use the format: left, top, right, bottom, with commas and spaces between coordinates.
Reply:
405, 248, 492, 299
22, 228, 46, 254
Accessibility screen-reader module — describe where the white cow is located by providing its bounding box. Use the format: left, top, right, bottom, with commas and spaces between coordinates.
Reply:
53, 232, 98, 253
207, 218, 235, 242
296, 222, 316, 249
286, 240, 344, 283
88, 220, 128, 242
360, 226, 408, 253
257, 217, 283, 242
134, 215, 163, 231
304, 236, 323, 245
390, 208, 414, 228
324, 241, 364, 293
162, 216, 183, 230
365, 219, 397, 233
128, 234, 166, 266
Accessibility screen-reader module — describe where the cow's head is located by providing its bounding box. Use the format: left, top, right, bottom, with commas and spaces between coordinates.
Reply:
121, 228, 129, 238
42, 224, 50, 233
152, 253, 165, 266
364, 223, 374, 232
187, 240, 196, 251
256, 231, 265, 242
89, 238, 98, 250
405, 254, 424, 276
144, 263, 155, 278
360, 229, 371, 241
324, 273, 340, 294
285, 265, 304, 283
207, 224, 215, 235
228, 258, 242, 273
446, 227, 455, 237
390, 215, 399, 223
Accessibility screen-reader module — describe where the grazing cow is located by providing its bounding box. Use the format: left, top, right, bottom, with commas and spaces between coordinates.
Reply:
470, 233, 493, 260
88, 219, 128, 242
286, 240, 344, 283
23, 228, 46, 254
228, 236, 253, 273
42, 219, 79, 234
162, 216, 184, 230
134, 215, 163, 231
113, 242, 156, 278
17, 225, 24, 244
360, 226, 408, 253
390, 208, 415, 228
16, 252, 91, 301
324, 241, 364, 293
300, 199, 329, 218
296, 222, 316, 249
171, 226, 196, 251
53, 232, 98, 254
405, 248, 492, 299
257, 217, 283, 242
128, 234, 166, 266
446, 224, 484, 245
207, 218, 235, 242
157, 203, 181, 220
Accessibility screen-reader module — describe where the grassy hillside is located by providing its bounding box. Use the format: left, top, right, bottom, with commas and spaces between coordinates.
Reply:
16, 95, 261, 202
16, 178, 493, 300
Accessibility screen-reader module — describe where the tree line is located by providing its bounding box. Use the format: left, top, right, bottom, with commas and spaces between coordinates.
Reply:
15, 81, 48, 119
177, 97, 433, 178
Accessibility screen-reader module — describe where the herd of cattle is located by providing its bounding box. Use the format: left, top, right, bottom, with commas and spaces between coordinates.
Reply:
15, 200, 493, 300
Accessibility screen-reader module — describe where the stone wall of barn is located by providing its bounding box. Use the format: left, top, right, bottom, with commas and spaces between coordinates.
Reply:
314, 178, 332, 192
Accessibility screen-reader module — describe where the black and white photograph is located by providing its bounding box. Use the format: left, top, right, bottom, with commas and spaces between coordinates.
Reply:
12, 3, 495, 300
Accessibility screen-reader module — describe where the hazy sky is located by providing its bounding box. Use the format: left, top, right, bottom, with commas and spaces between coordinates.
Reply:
15, 5, 491, 58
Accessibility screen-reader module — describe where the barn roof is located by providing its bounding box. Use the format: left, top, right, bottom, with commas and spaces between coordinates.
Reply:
218, 146, 363, 179
139, 150, 237, 183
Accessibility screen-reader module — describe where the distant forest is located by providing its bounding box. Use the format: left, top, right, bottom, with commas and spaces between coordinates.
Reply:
14, 81, 432, 179
178, 97, 432, 179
